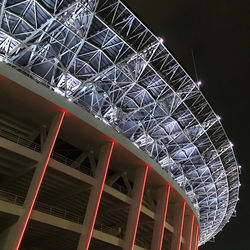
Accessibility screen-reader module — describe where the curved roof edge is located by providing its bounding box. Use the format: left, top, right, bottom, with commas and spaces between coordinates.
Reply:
0, 61, 200, 222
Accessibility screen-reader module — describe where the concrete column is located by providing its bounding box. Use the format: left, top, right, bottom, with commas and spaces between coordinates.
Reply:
1, 112, 65, 250
151, 185, 171, 250
77, 142, 114, 250
171, 201, 186, 250
195, 226, 200, 250
123, 165, 149, 250
182, 214, 195, 250
191, 222, 198, 250
40, 124, 47, 150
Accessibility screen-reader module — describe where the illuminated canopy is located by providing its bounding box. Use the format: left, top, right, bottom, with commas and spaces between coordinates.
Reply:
0, 0, 240, 245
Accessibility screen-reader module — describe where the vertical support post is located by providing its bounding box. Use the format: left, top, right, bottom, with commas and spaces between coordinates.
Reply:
40, 125, 47, 150
171, 201, 186, 250
2, 111, 65, 250
151, 185, 171, 250
191, 221, 198, 250
123, 165, 148, 250
77, 142, 114, 250
182, 214, 195, 250
195, 226, 200, 250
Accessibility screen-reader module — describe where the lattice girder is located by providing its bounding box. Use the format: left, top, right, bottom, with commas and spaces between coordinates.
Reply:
0, 0, 240, 245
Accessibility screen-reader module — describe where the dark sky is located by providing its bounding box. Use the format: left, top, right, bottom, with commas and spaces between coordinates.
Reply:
123, 0, 250, 249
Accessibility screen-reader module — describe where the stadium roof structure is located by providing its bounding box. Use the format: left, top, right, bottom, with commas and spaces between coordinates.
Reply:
0, 0, 240, 245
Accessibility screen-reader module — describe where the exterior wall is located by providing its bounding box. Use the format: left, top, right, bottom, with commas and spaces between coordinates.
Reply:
0, 72, 200, 249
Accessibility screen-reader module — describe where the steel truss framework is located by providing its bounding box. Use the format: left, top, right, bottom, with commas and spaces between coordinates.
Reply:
0, 0, 240, 245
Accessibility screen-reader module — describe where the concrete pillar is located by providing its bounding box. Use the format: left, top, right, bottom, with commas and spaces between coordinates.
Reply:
77, 142, 114, 250
171, 201, 186, 250
40, 124, 47, 150
123, 165, 149, 250
151, 185, 171, 250
191, 222, 198, 250
182, 214, 195, 250
1, 111, 65, 250
195, 226, 200, 250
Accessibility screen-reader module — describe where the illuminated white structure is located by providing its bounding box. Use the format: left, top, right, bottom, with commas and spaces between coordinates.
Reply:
0, 0, 240, 248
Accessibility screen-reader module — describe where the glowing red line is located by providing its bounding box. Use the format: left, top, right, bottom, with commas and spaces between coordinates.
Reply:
195, 225, 199, 250
16, 112, 65, 250
86, 141, 114, 250
159, 185, 171, 249
178, 201, 186, 250
131, 165, 149, 250
197, 232, 200, 250
189, 214, 195, 250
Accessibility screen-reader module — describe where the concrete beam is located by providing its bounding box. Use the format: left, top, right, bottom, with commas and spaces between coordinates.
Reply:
151, 185, 171, 250
107, 172, 122, 185
182, 214, 195, 250
40, 125, 47, 150
49, 158, 94, 185
191, 223, 200, 250
88, 151, 97, 174
170, 201, 186, 250
123, 165, 148, 250
77, 142, 114, 250
144, 188, 156, 210
121, 171, 132, 195
0, 112, 65, 250
70, 152, 88, 169
0, 137, 41, 161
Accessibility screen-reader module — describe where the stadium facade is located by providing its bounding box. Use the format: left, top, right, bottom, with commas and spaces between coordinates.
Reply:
0, 0, 240, 249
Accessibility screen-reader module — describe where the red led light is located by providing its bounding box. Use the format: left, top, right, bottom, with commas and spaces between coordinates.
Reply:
131, 165, 149, 250
195, 225, 200, 250
86, 141, 114, 249
16, 112, 65, 250
159, 185, 171, 249
178, 201, 186, 250
189, 214, 195, 250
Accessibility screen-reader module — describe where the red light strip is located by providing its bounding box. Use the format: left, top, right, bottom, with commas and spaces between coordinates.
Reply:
16, 112, 65, 250
131, 165, 149, 250
85, 141, 114, 250
159, 185, 171, 249
178, 201, 186, 250
195, 225, 200, 250
189, 214, 195, 250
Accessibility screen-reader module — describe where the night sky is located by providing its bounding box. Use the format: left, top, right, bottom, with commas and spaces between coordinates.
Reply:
124, 0, 250, 249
